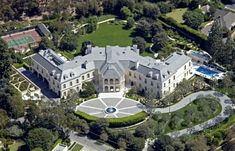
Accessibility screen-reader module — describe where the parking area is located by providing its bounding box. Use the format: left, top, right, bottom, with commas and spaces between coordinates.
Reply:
18, 67, 59, 101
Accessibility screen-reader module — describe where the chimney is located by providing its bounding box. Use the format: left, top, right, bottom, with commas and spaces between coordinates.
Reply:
85, 45, 92, 55
132, 45, 139, 54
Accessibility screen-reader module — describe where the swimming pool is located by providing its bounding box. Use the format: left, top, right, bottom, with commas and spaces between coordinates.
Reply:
196, 66, 219, 78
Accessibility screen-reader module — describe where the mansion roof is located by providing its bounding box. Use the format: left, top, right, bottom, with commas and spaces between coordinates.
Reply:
32, 45, 191, 83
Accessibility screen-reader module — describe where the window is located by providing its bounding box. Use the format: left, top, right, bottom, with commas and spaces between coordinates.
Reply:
76, 79, 79, 83
173, 75, 175, 80
184, 65, 186, 70
87, 73, 90, 78
169, 87, 171, 91
139, 75, 142, 80
157, 84, 160, 88
134, 74, 136, 78
104, 79, 108, 84
151, 81, 153, 86
77, 87, 79, 91
164, 83, 166, 87
82, 76, 85, 80
70, 82, 72, 86
63, 84, 66, 89
129, 71, 132, 76
189, 62, 191, 66
110, 79, 114, 84
115, 79, 119, 84
173, 83, 176, 87
53, 80, 55, 85
168, 79, 171, 84
145, 79, 147, 84
92, 72, 95, 76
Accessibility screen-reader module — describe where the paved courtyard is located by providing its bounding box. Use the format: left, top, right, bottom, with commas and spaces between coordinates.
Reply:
77, 98, 144, 118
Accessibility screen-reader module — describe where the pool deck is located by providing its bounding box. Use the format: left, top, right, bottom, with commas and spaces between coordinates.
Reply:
193, 63, 224, 80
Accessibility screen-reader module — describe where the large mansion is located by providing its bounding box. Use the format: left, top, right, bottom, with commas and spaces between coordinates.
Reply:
31, 45, 193, 99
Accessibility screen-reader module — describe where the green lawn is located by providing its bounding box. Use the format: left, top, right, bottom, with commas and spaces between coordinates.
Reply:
78, 22, 133, 50
9, 141, 25, 151
153, 97, 222, 133
166, 8, 187, 23
71, 143, 83, 151
59, 21, 154, 59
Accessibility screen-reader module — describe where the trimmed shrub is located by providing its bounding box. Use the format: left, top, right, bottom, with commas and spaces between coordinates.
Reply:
159, 16, 207, 48
75, 111, 148, 128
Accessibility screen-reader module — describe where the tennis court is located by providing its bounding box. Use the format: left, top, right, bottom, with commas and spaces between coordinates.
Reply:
7, 36, 34, 48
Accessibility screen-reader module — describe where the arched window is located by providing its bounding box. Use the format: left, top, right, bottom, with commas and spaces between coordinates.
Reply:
115, 79, 119, 84
104, 79, 108, 84
110, 86, 114, 92
105, 86, 109, 92
110, 79, 114, 84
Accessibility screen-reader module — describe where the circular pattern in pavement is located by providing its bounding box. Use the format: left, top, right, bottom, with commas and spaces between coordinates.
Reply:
77, 98, 144, 118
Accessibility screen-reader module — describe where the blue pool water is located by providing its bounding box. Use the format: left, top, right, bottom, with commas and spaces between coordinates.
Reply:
196, 66, 219, 77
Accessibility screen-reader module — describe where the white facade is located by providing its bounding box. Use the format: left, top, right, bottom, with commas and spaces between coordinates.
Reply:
31, 46, 194, 99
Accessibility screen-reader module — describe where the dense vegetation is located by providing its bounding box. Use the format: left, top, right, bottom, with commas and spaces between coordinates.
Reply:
1, 0, 235, 151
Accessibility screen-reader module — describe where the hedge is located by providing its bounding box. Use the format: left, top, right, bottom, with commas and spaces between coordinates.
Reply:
75, 111, 148, 128
159, 16, 208, 48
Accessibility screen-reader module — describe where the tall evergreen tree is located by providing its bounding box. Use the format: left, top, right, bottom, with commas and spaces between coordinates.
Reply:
207, 21, 224, 57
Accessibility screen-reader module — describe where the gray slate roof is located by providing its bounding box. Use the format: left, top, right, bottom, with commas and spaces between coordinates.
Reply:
32, 46, 191, 84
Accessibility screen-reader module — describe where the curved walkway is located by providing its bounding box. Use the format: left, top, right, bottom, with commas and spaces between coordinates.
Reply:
144, 91, 234, 151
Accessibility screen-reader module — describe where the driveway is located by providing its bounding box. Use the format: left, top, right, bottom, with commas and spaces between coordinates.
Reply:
69, 132, 113, 151
143, 91, 234, 151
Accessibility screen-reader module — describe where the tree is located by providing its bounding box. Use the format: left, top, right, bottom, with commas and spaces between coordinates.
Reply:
26, 128, 55, 151
152, 32, 169, 52
80, 81, 96, 98
120, 6, 132, 19
135, 19, 152, 39
118, 138, 127, 149
152, 135, 174, 150
143, 3, 161, 19
86, 16, 98, 33
157, 2, 174, 14
0, 38, 11, 79
132, 37, 146, 53
60, 33, 78, 51
100, 131, 108, 142
183, 9, 204, 29
90, 118, 109, 135
125, 17, 135, 29
186, 136, 209, 151
39, 37, 55, 50
0, 109, 9, 129
129, 137, 145, 151
151, 21, 164, 37
207, 21, 224, 56
134, 124, 153, 139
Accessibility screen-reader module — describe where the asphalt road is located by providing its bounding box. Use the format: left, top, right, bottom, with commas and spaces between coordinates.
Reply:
69, 132, 114, 151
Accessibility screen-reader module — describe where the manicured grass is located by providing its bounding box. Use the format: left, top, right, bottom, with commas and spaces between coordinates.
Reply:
75, 111, 148, 127
166, 8, 187, 23
77, 22, 133, 50
71, 143, 83, 151
153, 97, 222, 133
8, 141, 25, 151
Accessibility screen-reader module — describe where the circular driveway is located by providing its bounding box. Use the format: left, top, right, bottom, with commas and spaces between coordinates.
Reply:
77, 98, 144, 118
